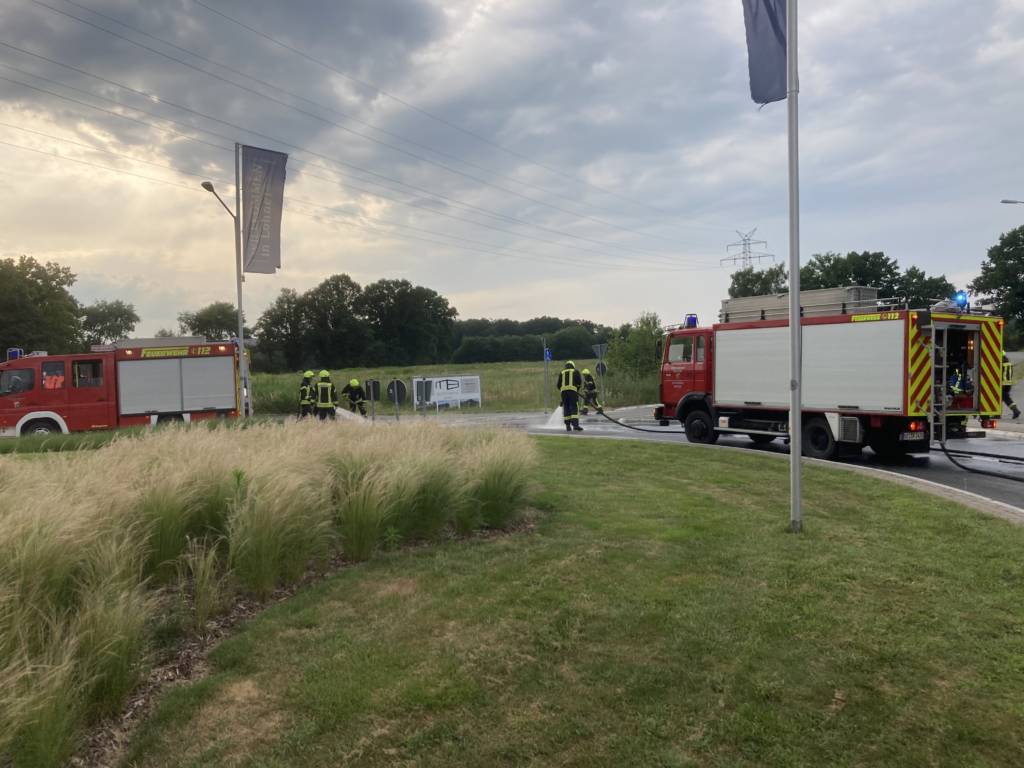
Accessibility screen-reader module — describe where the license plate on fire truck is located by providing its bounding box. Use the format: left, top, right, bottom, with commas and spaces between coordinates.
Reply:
900, 431, 926, 441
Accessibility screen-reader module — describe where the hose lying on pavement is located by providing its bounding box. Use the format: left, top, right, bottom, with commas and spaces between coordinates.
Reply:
595, 409, 684, 434
938, 441, 1024, 483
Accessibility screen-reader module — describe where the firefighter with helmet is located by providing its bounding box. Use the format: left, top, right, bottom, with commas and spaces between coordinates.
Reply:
314, 370, 339, 420
298, 370, 316, 418
579, 367, 602, 415
1003, 353, 1021, 419
556, 360, 584, 432
341, 378, 368, 416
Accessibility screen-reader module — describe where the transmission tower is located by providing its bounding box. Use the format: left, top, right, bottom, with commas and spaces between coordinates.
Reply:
721, 228, 775, 269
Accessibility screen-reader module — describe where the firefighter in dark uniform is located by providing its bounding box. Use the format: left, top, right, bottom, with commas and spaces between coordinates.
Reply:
1003, 354, 1021, 419
341, 378, 367, 416
315, 370, 339, 420
298, 370, 316, 418
557, 361, 583, 432
579, 367, 602, 415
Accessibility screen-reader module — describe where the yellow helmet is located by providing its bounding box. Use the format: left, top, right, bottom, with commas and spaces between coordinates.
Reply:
350, 378, 359, 387
582, 368, 590, 375
303, 370, 314, 378
566, 360, 575, 369
319, 370, 330, 379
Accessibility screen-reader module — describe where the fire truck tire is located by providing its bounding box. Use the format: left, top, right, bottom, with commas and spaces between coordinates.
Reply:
684, 410, 718, 444
749, 434, 775, 445
802, 416, 837, 460
21, 419, 60, 436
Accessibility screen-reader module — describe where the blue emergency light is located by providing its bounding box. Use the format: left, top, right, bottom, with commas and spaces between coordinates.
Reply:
684, 314, 698, 328
954, 291, 969, 310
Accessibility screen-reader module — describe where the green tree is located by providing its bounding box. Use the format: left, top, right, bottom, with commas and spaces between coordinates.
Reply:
302, 274, 368, 368
606, 312, 662, 377
970, 225, 1024, 340
728, 264, 788, 298
178, 302, 244, 341
896, 267, 955, 309
154, 328, 176, 338
0, 255, 81, 354
355, 279, 457, 365
80, 299, 139, 347
254, 288, 307, 372
800, 251, 901, 295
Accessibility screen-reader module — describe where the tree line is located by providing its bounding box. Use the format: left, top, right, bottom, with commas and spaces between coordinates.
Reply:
4, 229, 1020, 367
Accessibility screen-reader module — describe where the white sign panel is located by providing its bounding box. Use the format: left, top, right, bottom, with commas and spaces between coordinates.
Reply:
413, 375, 482, 409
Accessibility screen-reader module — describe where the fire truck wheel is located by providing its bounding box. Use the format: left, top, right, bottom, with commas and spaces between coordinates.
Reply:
684, 410, 718, 444
802, 416, 837, 460
22, 419, 59, 436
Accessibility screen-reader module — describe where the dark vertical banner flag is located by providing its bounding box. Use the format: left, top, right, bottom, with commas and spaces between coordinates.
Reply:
240, 145, 288, 274
741, 0, 787, 105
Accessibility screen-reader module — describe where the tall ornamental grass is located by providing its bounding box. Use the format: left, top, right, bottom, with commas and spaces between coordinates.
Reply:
0, 420, 536, 768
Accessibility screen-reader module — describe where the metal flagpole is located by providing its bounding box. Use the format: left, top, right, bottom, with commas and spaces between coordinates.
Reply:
234, 142, 251, 417
786, 0, 802, 532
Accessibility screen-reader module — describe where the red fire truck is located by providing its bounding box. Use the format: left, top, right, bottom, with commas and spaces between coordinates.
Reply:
0, 338, 241, 437
654, 288, 1005, 459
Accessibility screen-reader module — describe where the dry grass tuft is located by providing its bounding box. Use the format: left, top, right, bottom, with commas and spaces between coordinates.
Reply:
0, 419, 535, 767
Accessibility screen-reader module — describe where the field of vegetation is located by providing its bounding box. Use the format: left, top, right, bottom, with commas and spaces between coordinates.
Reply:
125, 438, 1024, 767
252, 360, 659, 415
0, 421, 536, 767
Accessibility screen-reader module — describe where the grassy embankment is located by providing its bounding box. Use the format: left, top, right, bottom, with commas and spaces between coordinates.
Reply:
252, 360, 658, 414
0, 421, 536, 768
128, 438, 1024, 767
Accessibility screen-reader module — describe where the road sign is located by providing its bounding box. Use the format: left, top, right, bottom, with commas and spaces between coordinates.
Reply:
592, 343, 608, 358
365, 379, 382, 401
596, 361, 607, 376
386, 379, 407, 405
544, 347, 552, 361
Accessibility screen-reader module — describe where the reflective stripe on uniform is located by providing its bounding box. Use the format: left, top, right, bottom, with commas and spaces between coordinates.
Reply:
559, 368, 578, 392
316, 381, 335, 408
1005, 361, 1015, 386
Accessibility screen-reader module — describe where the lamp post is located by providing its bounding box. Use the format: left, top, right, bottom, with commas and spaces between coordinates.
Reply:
201, 178, 251, 417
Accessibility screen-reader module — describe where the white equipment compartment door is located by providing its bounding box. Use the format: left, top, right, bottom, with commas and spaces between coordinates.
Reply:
803, 320, 903, 411
181, 356, 237, 411
714, 326, 790, 407
117, 359, 182, 415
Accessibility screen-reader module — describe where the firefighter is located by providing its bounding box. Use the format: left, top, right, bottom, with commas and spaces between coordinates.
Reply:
314, 370, 339, 420
556, 360, 583, 432
341, 378, 367, 416
1003, 354, 1021, 419
579, 367, 602, 415
298, 370, 316, 418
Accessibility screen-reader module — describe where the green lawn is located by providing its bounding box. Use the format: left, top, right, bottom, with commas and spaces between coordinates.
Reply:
252, 361, 657, 414
128, 437, 1024, 767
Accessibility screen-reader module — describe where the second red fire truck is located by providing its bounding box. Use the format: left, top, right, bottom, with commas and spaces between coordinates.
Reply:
654, 287, 1005, 459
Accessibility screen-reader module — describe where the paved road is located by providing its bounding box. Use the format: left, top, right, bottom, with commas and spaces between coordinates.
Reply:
431, 405, 1024, 510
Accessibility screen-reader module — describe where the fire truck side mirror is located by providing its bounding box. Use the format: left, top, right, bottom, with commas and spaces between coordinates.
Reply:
655, 338, 663, 362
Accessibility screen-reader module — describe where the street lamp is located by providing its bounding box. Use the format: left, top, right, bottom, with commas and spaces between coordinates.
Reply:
201, 179, 251, 417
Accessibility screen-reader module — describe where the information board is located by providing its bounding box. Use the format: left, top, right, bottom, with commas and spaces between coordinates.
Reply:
413, 375, 482, 409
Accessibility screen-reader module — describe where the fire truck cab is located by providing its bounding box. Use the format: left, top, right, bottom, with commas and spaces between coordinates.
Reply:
654, 288, 1005, 459
0, 339, 241, 437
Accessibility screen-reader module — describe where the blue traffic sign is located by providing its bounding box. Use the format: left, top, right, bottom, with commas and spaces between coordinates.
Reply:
543, 348, 552, 361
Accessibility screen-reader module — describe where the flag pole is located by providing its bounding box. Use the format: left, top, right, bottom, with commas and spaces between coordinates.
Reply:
234, 142, 251, 417
786, 0, 802, 532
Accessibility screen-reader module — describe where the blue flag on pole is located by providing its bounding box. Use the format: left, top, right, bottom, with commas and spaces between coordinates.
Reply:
741, 0, 787, 105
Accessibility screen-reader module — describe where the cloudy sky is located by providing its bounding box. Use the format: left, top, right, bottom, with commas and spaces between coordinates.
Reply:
1, 0, 1023, 335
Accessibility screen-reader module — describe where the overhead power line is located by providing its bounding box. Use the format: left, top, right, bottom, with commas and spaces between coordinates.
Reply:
720, 228, 775, 269
27, 0, 702, 250
58, 0, 645, 223
0, 61, 697, 268
189, 0, 726, 225
0, 134, 716, 276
